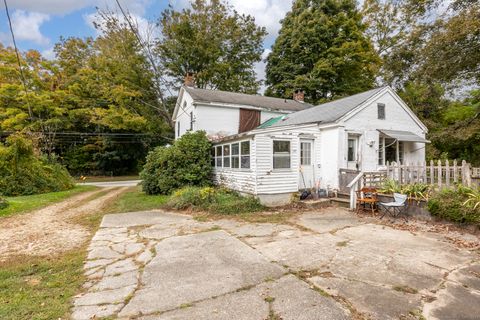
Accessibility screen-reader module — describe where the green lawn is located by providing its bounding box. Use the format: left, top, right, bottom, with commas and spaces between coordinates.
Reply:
0, 186, 97, 218
0, 252, 86, 320
103, 186, 168, 213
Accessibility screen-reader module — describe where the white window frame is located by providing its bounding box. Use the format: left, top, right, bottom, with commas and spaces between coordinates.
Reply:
300, 141, 312, 166
378, 137, 405, 165
272, 140, 291, 170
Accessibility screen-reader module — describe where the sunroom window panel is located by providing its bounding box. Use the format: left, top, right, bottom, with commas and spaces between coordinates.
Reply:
241, 141, 250, 169
231, 143, 239, 168
223, 145, 230, 168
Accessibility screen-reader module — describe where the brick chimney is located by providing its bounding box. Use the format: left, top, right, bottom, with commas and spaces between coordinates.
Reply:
293, 89, 304, 102
184, 72, 195, 87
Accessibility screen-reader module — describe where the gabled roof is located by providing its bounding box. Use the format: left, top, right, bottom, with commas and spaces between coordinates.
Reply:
184, 86, 313, 112
266, 87, 386, 128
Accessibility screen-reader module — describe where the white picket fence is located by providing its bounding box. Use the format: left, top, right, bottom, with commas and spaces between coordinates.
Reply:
385, 159, 473, 188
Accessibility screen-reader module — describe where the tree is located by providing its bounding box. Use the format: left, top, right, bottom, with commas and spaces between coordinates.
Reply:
156, 0, 267, 93
265, 0, 380, 103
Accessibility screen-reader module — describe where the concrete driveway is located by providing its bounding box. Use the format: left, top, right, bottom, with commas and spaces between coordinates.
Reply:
72, 208, 480, 320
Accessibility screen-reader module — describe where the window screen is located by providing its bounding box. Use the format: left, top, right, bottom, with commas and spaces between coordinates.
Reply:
273, 140, 290, 169
378, 103, 385, 119
231, 143, 239, 168
241, 141, 250, 169
300, 142, 311, 165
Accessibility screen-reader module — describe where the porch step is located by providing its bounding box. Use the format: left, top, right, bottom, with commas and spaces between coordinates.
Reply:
336, 192, 350, 200
330, 197, 350, 208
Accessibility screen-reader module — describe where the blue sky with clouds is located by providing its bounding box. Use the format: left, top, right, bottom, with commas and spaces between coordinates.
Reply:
0, 0, 294, 84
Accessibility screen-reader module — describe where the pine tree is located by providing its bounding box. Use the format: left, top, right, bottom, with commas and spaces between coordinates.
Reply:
265, 0, 380, 103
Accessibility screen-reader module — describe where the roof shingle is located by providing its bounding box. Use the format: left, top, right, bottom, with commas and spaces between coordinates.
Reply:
184, 86, 312, 112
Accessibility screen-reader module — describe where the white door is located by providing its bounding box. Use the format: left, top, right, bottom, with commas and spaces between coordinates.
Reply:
347, 135, 360, 170
299, 140, 315, 189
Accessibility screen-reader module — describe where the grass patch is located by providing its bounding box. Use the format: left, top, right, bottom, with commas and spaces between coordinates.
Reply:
0, 251, 86, 320
0, 185, 96, 218
102, 186, 169, 214
393, 285, 418, 294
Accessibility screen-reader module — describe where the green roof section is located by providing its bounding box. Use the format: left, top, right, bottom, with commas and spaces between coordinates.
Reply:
257, 115, 286, 129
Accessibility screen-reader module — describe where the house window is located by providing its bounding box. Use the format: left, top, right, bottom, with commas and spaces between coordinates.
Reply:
347, 138, 357, 162
223, 145, 230, 168
300, 142, 311, 165
190, 112, 194, 131
378, 137, 404, 165
211, 147, 215, 167
231, 143, 239, 168
273, 140, 290, 169
177, 121, 180, 137
241, 141, 250, 169
378, 103, 385, 119
215, 146, 222, 167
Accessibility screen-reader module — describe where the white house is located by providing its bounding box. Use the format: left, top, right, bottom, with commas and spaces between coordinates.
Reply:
173, 84, 429, 206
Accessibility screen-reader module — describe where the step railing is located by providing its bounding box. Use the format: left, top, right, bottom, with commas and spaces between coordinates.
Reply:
347, 171, 364, 210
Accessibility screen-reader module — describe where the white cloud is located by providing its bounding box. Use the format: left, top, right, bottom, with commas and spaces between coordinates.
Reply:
41, 47, 55, 60
11, 10, 50, 45
7, 0, 152, 16
254, 48, 272, 93
83, 11, 153, 40
227, 0, 293, 43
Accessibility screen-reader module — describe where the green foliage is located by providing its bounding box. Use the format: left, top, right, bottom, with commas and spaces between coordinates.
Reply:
265, 0, 380, 103
166, 186, 264, 215
379, 179, 431, 200
463, 188, 480, 210
141, 131, 212, 195
0, 197, 8, 210
157, 0, 266, 93
427, 186, 480, 224
0, 186, 95, 218
0, 135, 74, 196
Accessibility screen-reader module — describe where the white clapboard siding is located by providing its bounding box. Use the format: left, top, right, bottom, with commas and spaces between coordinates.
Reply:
255, 125, 319, 194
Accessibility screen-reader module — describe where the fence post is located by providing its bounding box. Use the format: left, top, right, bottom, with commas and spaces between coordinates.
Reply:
422, 161, 427, 183
465, 161, 472, 187
453, 159, 458, 184
437, 160, 442, 189
445, 159, 450, 188
430, 160, 434, 185
397, 161, 402, 184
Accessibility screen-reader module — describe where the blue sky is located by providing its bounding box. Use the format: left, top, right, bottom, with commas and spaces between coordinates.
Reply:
0, 0, 294, 84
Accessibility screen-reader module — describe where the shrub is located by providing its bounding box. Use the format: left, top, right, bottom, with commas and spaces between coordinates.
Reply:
379, 179, 431, 200
427, 186, 480, 224
0, 134, 74, 196
0, 196, 8, 209
141, 131, 212, 195
166, 186, 264, 215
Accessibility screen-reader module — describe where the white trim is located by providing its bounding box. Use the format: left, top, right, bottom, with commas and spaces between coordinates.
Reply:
339, 86, 428, 133
172, 87, 186, 121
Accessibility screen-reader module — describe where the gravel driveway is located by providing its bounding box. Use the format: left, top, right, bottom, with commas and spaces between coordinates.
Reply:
72, 208, 480, 320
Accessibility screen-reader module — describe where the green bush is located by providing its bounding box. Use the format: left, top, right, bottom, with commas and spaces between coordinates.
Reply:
166, 186, 264, 215
0, 134, 75, 196
427, 186, 480, 224
0, 196, 8, 209
141, 131, 212, 195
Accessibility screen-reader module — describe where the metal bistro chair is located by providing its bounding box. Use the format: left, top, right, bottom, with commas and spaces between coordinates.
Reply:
355, 187, 378, 215
379, 193, 408, 220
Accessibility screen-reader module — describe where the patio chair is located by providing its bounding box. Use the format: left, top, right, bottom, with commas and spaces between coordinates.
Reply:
379, 193, 408, 220
355, 187, 378, 214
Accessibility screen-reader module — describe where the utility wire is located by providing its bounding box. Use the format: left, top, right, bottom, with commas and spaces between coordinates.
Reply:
3, 0, 33, 120
113, 0, 190, 119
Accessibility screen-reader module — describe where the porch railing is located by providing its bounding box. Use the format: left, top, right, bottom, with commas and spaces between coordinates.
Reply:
348, 171, 387, 209
385, 160, 472, 188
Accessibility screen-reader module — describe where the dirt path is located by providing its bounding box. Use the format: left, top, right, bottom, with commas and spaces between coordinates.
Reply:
0, 187, 127, 261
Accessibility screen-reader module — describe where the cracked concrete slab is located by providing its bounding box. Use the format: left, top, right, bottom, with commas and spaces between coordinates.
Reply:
119, 230, 285, 317
310, 276, 421, 320
73, 208, 479, 320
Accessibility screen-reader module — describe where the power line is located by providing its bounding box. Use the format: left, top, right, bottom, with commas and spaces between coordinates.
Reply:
3, 0, 33, 120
